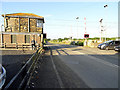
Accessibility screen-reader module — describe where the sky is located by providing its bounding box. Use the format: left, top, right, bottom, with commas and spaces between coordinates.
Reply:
0, 1, 118, 39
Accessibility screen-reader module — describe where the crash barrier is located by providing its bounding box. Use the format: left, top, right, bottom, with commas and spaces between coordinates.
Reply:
4, 47, 43, 89
0, 66, 6, 89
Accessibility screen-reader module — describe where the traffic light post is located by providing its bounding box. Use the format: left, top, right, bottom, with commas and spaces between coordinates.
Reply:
84, 17, 89, 46
84, 34, 89, 46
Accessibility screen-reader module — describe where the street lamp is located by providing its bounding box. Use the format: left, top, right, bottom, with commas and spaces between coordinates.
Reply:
99, 18, 103, 42
76, 17, 79, 39
104, 4, 108, 42
104, 5, 108, 8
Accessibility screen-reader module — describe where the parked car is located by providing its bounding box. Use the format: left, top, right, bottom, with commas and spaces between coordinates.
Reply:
97, 40, 120, 50
114, 45, 120, 52
0, 65, 6, 89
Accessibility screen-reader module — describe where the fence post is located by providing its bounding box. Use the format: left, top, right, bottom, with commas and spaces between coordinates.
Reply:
4, 43, 6, 48
16, 43, 18, 49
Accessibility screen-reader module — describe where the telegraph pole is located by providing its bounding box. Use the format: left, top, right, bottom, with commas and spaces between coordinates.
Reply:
76, 17, 79, 39
99, 18, 103, 42
104, 4, 108, 42
70, 25, 73, 40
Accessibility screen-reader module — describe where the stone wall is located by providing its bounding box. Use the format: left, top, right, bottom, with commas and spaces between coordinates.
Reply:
20, 18, 28, 32
5, 17, 43, 33
7, 17, 19, 32
30, 18, 37, 32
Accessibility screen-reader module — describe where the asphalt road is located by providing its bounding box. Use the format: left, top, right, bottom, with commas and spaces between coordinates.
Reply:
29, 47, 88, 88
47, 43, 118, 88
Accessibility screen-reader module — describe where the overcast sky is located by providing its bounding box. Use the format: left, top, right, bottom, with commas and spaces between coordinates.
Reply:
0, 0, 118, 39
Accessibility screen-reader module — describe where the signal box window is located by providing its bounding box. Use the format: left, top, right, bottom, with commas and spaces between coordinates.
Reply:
11, 35, 17, 43
25, 35, 30, 43
37, 19, 43, 27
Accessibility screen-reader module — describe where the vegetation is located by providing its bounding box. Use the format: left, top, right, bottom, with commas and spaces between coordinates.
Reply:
58, 38, 63, 42
48, 37, 119, 46
70, 41, 84, 46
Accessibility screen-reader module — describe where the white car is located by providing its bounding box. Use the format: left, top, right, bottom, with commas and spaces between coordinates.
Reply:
0, 65, 6, 89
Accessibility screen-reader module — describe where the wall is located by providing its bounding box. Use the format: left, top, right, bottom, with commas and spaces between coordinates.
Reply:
5, 17, 43, 33
3, 34, 11, 43
0, 34, 41, 44
17, 34, 25, 43
84, 40, 101, 47
20, 18, 28, 32
7, 17, 19, 32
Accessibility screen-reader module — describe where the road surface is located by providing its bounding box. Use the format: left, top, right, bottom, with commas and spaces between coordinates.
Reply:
48, 43, 118, 88
29, 43, 118, 88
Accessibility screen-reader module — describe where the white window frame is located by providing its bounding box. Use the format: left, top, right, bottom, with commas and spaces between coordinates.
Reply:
37, 19, 43, 27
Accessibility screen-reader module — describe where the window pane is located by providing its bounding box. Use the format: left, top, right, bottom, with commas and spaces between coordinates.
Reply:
37, 19, 43, 27
25, 35, 30, 43
11, 35, 16, 43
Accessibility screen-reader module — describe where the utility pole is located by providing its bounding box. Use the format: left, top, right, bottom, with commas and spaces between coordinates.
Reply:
76, 17, 79, 39
70, 25, 73, 40
104, 4, 108, 42
99, 18, 103, 42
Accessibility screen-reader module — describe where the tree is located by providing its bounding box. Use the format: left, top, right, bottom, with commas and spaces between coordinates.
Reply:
64, 37, 69, 40
58, 38, 63, 42
73, 38, 77, 40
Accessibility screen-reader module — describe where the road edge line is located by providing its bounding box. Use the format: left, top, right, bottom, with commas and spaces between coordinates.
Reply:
49, 47, 64, 88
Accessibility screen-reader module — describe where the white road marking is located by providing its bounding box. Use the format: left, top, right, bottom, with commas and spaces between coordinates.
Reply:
49, 48, 64, 88
64, 49, 119, 68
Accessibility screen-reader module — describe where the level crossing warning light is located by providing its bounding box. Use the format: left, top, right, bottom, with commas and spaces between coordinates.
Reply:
84, 34, 89, 38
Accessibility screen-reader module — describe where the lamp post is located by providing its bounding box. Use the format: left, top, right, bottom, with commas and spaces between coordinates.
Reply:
1, 24, 3, 47
99, 18, 103, 42
76, 17, 79, 39
104, 4, 108, 42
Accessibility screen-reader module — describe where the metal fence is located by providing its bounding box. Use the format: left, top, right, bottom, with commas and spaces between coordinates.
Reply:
0, 66, 6, 89
0, 43, 40, 49
4, 47, 43, 89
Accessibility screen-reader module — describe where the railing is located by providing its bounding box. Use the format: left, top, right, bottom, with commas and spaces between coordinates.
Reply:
0, 66, 6, 89
0, 43, 40, 49
4, 47, 43, 89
